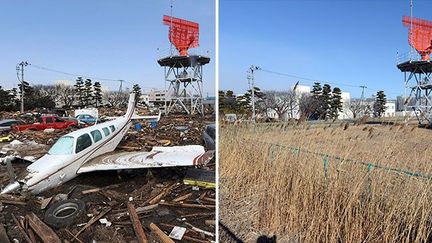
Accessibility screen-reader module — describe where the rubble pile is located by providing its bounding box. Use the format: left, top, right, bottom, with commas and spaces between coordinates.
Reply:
0, 114, 215, 242
0, 168, 216, 242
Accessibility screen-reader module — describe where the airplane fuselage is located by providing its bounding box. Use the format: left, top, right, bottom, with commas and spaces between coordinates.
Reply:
2, 117, 132, 194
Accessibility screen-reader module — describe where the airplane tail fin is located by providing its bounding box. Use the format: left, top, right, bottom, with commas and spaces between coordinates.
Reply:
125, 92, 137, 119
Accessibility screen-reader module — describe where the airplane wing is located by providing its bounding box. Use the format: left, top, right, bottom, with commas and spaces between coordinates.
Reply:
77, 145, 214, 173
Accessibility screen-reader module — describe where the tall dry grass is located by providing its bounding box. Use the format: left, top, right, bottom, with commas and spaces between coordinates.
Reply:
220, 123, 432, 242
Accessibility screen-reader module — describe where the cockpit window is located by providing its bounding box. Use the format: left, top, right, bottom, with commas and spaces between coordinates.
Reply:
76, 133, 92, 153
48, 136, 74, 155
90, 130, 102, 142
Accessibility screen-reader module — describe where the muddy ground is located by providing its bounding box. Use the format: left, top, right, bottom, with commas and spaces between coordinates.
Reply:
0, 114, 215, 243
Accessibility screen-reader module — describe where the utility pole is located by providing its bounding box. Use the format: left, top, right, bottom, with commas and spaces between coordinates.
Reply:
360, 85, 367, 102
249, 65, 260, 122
16, 61, 29, 113
118, 80, 124, 92
359, 85, 367, 116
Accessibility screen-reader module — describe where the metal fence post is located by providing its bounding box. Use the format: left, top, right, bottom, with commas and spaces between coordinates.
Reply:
367, 163, 373, 198
323, 155, 329, 184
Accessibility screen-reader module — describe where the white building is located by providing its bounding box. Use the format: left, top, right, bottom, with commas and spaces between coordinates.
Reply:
383, 101, 396, 117
264, 84, 353, 120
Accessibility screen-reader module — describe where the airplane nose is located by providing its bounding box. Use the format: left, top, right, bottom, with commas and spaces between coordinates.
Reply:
1, 181, 20, 194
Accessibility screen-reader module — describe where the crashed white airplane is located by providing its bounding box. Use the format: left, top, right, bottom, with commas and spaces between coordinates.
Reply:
1, 93, 213, 195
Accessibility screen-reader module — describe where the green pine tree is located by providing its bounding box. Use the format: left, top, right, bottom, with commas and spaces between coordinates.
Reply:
321, 84, 332, 119
93, 82, 103, 107
83, 79, 93, 106
132, 84, 142, 104
373, 90, 387, 117
330, 87, 343, 120
74, 77, 85, 107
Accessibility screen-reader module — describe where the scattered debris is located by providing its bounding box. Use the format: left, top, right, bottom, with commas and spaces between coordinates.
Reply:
169, 226, 187, 240
128, 203, 148, 243
150, 223, 175, 243
0, 109, 215, 241
44, 199, 85, 228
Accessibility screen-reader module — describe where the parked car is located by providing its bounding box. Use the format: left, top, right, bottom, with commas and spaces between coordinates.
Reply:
75, 114, 98, 125
0, 119, 25, 132
202, 124, 215, 150
12, 116, 78, 132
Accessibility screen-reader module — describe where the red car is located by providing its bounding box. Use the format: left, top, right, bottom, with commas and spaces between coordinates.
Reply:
12, 116, 78, 132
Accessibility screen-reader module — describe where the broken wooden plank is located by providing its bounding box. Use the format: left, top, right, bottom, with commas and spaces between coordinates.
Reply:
74, 207, 111, 239
0, 199, 26, 205
182, 235, 211, 243
184, 222, 214, 238
80, 183, 121, 195
149, 223, 175, 243
180, 212, 215, 218
148, 183, 178, 205
26, 212, 61, 243
11, 214, 33, 243
0, 223, 11, 243
40, 197, 52, 210
65, 229, 83, 243
111, 204, 158, 219
127, 203, 148, 243
27, 228, 37, 243
159, 202, 215, 209
172, 192, 193, 202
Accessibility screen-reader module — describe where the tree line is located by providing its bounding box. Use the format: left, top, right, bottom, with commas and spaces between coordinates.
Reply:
219, 82, 388, 120
0, 78, 143, 112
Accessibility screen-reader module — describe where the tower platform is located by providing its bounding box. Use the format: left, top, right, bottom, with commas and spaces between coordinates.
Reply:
397, 60, 432, 73
158, 55, 210, 68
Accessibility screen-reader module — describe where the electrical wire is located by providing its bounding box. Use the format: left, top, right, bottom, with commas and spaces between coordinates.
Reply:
256, 67, 401, 96
29, 64, 129, 83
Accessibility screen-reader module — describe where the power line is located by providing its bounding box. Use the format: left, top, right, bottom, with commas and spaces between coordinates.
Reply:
256, 67, 401, 96
29, 64, 128, 83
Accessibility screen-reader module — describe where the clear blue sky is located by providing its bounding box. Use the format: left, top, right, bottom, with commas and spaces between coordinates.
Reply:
0, 0, 215, 96
220, 0, 431, 99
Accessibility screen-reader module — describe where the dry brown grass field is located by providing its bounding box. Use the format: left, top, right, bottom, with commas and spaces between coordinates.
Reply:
220, 122, 432, 242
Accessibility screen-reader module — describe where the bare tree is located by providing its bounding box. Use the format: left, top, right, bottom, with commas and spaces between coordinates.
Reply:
32, 84, 76, 108
349, 99, 372, 118
299, 93, 319, 120
262, 90, 297, 121
349, 100, 362, 119
104, 91, 129, 108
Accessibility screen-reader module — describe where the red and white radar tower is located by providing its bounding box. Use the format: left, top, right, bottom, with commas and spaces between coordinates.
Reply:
158, 15, 210, 115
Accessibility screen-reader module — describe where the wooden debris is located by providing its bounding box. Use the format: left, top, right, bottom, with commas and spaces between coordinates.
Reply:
172, 192, 193, 202
0, 223, 11, 243
148, 183, 178, 205
127, 203, 148, 243
26, 212, 61, 243
149, 223, 175, 243
204, 220, 215, 226
11, 213, 32, 243
81, 183, 121, 195
40, 197, 52, 210
180, 212, 215, 218
27, 228, 37, 243
0, 199, 26, 205
202, 197, 215, 203
65, 229, 83, 243
112, 204, 158, 219
159, 202, 215, 209
184, 222, 215, 237
182, 235, 211, 243
74, 207, 111, 239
